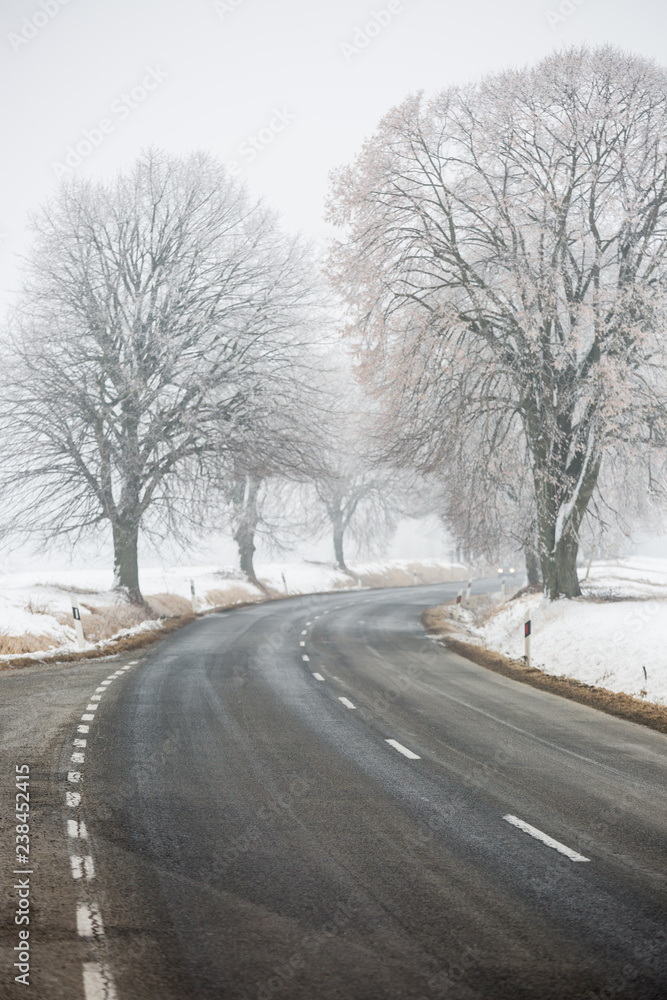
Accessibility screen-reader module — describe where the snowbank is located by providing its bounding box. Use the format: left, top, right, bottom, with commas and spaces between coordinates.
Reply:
456, 558, 667, 705
0, 557, 465, 659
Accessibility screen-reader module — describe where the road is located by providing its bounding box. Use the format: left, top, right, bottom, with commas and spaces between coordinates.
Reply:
1, 581, 666, 999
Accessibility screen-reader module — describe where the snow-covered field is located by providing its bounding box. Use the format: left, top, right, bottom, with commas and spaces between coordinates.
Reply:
453, 558, 667, 705
0, 557, 465, 661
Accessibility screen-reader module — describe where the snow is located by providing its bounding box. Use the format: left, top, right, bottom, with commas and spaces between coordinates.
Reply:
453, 558, 667, 705
0, 557, 464, 661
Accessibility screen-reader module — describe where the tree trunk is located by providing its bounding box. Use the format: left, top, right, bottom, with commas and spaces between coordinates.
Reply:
524, 545, 541, 587
232, 475, 264, 587
534, 453, 602, 600
112, 520, 143, 604
332, 512, 347, 571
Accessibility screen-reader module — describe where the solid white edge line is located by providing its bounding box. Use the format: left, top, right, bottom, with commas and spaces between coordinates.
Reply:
338, 697, 356, 710
83, 961, 117, 1000
312, 672, 325, 681
504, 814, 590, 862
385, 739, 421, 760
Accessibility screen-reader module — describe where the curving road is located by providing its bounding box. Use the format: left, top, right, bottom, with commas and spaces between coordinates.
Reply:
2, 581, 667, 999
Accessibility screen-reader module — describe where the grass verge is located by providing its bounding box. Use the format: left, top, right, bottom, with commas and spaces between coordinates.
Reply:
422, 605, 667, 737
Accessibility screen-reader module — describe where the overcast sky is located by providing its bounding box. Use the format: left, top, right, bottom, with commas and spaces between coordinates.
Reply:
3, 0, 667, 306
3, 0, 666, 567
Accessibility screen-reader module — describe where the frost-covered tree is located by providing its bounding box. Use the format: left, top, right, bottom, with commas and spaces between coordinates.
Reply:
327, 47, 667, 598
1, 150, 322, 603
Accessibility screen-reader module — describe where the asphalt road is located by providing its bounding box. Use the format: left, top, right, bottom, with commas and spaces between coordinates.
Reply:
2, 581, 667, 999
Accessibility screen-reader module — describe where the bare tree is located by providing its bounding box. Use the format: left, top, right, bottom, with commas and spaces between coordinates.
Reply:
327, 47, 667, 598
1, 150, 323, 603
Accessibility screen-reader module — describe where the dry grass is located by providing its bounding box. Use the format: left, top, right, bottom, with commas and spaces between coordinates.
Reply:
0, 633, 60, 655
204, 586, 260, 606
353, 563, 471, 589
145, 593, 192, 617
0, 613, 197, 671
422, 605, 667, 736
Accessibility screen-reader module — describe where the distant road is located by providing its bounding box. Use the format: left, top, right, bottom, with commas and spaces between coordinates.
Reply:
2, 580, 666, 998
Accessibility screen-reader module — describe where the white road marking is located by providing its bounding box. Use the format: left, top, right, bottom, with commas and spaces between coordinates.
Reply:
82, 961, 117, 1000
338, 697, 356, 710
90, 695, 102, 702
66, 791, 81, 808
305, 621, 312, 626
70, 854, 95, 880
68, 771, 81, 784
301, 630, 307, 635
81, 714, 95, 722
127, 660, 138, 665
68, 818, 88, 840
85, 704, 98, 712
78, 725, 90, 734
503, 815, 590, 862
71, 752, 85, 764
77, 901, 103, 938
385, 739, 421, 760
95, 687, 107, 693
299, 641, 306, 647
302, 654, 310, 662
74, 739, 87, 748
312, 672, 325, 681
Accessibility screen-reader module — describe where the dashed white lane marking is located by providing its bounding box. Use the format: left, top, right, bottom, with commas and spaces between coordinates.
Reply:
81, 714, 95, 722
71, 752, 85, 764
338, 697, 356, 710
68, 771, 81, 784
100, 680, 112, 686
83, 961, 117, 1000
78, 724, 90, 734
312, 672, 325, 681
299, 641, 306, 647
385, 739, 421, 760
305, 621, 312, 626
85, 704, 98, 712
68, 818, 88, 840
94, 687, 107, 693
90, 695, 102, 702
74, 739, 87, 748
76, 901, 103, 938
301, 629, 307, 635
70, 854, 95, 880
302, 654, 310, 662
66, 791, 81, 808
503, 815, 590, 862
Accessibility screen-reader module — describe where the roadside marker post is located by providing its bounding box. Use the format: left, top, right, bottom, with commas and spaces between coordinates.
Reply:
71, 597, 85, 649
466, 579, 472, 601
190, 579, 196, 614
455, 589, 462, 619
524, 612, 532, 666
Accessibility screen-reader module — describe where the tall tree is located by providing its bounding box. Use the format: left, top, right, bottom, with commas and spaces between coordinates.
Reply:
1, 150, 322, 602
327, 47, 667, 598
